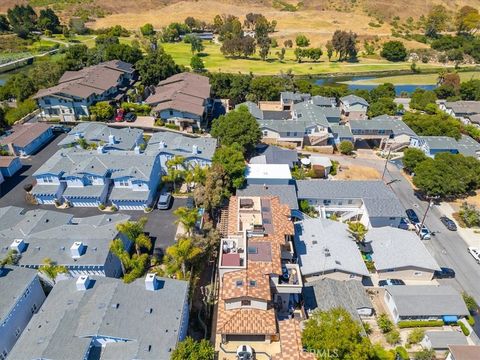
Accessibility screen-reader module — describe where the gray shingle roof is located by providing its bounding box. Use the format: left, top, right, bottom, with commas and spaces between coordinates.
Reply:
292, 101, 330, 128
350, 115, 417, 137
58, 122, 144, 151
0, 266, 40, 322
281, 91, 311, 103
9, 275, 188, 360
296, 180, 404, 218
236, 184, 298, 210
312, 96, 336, 107
341, 95, 369, 107
236, 102, 263, 120
444, 101, 480, 115
424, 331, 468, 349
303, 278, 372, 322
252, 145, 298, 167
145, 131, 217, 160
33, 148, 158, 181
258, 119, 314, 133
330, 124, 353, 139
385, 285, 469, 317
420, 135, 480, 157
367, 227, 440, 272
294, 218, 369, 277
0, 207, 130, 267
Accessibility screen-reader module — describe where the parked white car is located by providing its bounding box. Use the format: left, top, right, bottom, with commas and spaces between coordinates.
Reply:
468, 247, 480, 264
415, 223, 431, 240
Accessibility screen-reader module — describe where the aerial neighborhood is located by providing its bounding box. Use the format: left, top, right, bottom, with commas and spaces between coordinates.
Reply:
1, 2, 480, 360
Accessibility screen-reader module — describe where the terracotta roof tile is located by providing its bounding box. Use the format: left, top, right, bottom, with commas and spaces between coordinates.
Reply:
216, 298, 277, 335
222, 269, 271, 301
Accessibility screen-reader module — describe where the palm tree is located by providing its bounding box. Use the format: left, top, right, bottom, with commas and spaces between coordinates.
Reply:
109, 239, 130, 274
164, 238, 202, 279
184, 164, 208, 191
173, 206, 199, 235
163, 156, 186, 192
347, 222, 368, 243
116, 218, 150, 256
39, 258, 68, 284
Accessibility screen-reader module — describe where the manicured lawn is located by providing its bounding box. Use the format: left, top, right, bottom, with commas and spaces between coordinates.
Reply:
161, 42, 443, 75
341, 71, 480, 85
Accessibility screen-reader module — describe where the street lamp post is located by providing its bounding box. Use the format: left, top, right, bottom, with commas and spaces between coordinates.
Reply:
417, 197, 435, 237
381, 144, 392, 180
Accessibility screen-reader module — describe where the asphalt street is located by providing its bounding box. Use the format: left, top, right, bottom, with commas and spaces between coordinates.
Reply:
383, 161, 480, 336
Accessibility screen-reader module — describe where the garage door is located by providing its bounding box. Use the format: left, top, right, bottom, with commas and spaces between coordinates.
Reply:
69, 200, 99, 207
115, 203, 145, 211
225, 335, 266, 342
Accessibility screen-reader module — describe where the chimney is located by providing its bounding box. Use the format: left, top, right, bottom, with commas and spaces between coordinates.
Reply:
70, 241, 85, 259
145, 273, 158, 291
158, 141, 166, 150
97, 145, 104, 154
108, 134, 116, 145
76, 275, 90, 291
192, 144, 198, 154
134, 145, 141, 155
10, 239, 26, 253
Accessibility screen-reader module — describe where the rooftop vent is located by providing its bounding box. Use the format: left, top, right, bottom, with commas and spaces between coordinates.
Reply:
134, 145, 141, 155
108, 134, 116, 145
70, 241, 85, 259
76, 275, 90, 291
158, 141, 166, 149
145, 273, 159, 291
192, 144, 198, 154
10, 239, 26, 253
97, 145, 105, 154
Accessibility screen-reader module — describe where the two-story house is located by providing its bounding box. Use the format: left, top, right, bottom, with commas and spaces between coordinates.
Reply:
280, 91, 311, 110
410, 135, 480, 160
58, 122, 144, 151
8, 274, 189, 360
0, 267, 46, 359
440, 101, 480, 125
349, 115, 417, 150
145, 131, 217, 170
32, 148, 161, 210
340, 95, 369, 121
0, 206, 132, 278
33, 60, 136, 121
145, 72, 212, 130
296, 180, 405, 228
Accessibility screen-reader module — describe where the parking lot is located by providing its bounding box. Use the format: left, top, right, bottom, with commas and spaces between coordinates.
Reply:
0, 132, 183, 254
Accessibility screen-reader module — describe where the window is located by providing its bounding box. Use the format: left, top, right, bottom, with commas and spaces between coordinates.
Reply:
323, 200, 331, 205
235, 280, 243, 287
44, 99, 51, 105
389, 217, 396, 220
348, 200, 353, 204
169, 110, 173, 116
1, 350, 7, 360
15, 328, 21, 338
414, 272, 423, 276
31, 304, 37, 314
247, 247, 258, 254
286, 132, 291, 136
262, 130, 268, 136
249, 280, 257, 287
117, 179, 129, 187
241, 300, 251, 306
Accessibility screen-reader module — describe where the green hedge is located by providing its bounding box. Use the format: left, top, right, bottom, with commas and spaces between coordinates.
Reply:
120, 102, 151, 115
395, 346, 409, 360
459, 322, 470, 336
398, 320, 444, 328
4, 99, 37, 125
467, 315, 475, 327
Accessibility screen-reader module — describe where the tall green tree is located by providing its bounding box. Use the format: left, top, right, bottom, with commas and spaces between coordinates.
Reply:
190, 55, 205, 72
135, 48, 181, 86
211, 105, 261, 155
140, 23, 155, 36
89, 101, 114, 121
295, 34, 310, 47
0, 15, 9, 32
380, 41, 407, 62
39, 258, 68, 284
212, 144, 246, 189
367, 98, 397, 118
193, 164, 230, 216
38, 8, 60, 33
403, 111, 461, 139
425, 5, 449, 38
116, 217, 150, 256
7, 5, 37, 38
302, 308, 374, 360
171, 337, 215, 360
0, 73, 36, 102
456, 6, 480, 35
331, 30, 358, 61
403, 148, 428, 173
163, 155, 186, 192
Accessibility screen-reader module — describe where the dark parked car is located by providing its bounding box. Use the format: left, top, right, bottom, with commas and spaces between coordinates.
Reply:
378, 279, 405, 287
434, 267, 456, 279
440, 216, 457, 231
51, 125, 71, 133
125, 112, 137, 122
406, 209, 420, 224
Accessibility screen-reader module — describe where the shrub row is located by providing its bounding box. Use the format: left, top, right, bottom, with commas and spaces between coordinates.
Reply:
398, 320, 444, 328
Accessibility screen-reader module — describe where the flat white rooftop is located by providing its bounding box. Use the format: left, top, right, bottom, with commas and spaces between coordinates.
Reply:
245, 164, 292, 180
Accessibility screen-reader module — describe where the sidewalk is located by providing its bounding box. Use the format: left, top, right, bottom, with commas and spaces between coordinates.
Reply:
437, 202, 480, 247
